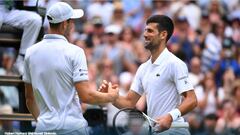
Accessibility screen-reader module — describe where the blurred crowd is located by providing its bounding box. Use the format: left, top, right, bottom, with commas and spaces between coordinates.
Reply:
0, 0, 240, 135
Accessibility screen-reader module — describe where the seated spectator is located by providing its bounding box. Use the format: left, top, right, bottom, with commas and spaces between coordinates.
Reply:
110, 1, 126, 28
201, 21, 225, 73
0, 0, 42, 75
168, 16, 200, 63
0, 49, 19, 110
86, 0, 114, 26
231, 79, 240, 114
0, 104, 18, 135
215, 40, 239, 86
195, 113, 218, 135
189, 56, 204, 87
215, 99, 240, 135
217, 68, 236, 102
195, 71, 220, 116
93, 24, 137, 75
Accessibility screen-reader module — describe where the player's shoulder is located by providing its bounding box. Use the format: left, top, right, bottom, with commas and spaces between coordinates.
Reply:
167, 51, 187, 67
66, 43, 85, 55
68, 43, 82, 49
25, 41, 42, 57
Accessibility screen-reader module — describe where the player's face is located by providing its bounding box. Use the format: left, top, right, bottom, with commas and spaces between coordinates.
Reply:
143, 23, 162, 51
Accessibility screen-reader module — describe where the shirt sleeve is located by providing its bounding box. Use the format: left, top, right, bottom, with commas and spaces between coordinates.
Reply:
72, 49, 89, 82
22, 52, 31, 83
130, 64, 144, 95
173, 61, 194, 94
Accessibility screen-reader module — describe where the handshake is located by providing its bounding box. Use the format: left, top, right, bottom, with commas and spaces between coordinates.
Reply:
98, 80, 119, 103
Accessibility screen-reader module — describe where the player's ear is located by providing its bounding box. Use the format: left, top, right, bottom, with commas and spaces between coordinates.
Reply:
62, 20, 67, 29
160, 31, 167, 40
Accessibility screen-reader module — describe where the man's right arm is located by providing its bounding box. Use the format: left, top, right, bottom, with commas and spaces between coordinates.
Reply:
75, 81, 118, 104
113, 90, 141, 109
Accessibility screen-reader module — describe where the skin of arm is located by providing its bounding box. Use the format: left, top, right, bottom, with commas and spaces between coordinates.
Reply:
98, 79, 141, 109
178, 90, 198, 116
25, 83, 39, 121
75, 81, 118, 104
156, 89, 198, 131
112, 90, 141, 109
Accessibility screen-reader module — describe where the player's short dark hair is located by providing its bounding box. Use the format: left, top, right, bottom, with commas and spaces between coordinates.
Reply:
146, 15, 174, 42
48, 15, 70, 29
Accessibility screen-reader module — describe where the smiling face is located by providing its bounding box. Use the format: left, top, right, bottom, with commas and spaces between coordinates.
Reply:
143, 23, 166, 51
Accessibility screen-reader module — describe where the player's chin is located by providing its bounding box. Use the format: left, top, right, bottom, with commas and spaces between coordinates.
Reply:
144, 43, 152, 50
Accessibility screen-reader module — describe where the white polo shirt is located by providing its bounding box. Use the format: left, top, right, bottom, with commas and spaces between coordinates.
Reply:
130, 48, 193, 122
23, 34, 88, 133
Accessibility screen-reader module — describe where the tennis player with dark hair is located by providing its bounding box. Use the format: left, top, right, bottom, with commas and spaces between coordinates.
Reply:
23, 2, 118, 135
101, 15, 197, 135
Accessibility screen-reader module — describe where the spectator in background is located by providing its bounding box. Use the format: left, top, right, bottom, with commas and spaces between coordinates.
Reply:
215, 38, 239, 86
0, 104, 18, 133
0, 90, 18, 132
231, 79, 240, 114
189, 57, 204, 87
196, 113, 218, 135
0, 0, 42, 75
178, 0, 201, 30
168, 16, 200, 63
225, 12, 240, 50
110, 1, 126, 28
217, 68, 236, 102
0, 50, 19, 110
207, 0, 226, 24
0, 49, 15, 75
132, 40, 150, 66
152, 0, 171, 17
201, 21, 225, 73
195, 71, 220, 116
195, 12, 211, 54
119, 26, 138, 57
86, 0, 113, 26
135, 5, 152, 36
96, 58, 118, 87
93, 24, 137, 75
215, 99, 240, 135
90, 16, 105, 47
122, 0, 147, 30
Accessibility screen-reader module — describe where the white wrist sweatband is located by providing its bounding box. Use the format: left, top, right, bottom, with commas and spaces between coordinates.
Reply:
168, 108, 181, 121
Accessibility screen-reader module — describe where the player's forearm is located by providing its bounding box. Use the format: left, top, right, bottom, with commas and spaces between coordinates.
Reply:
178, 90, 198, 116
113, 96, 135, 109
113, 91, 141, 109
81, 90, 115, 104
26, 98, 39, 121
76, 81, 116, 104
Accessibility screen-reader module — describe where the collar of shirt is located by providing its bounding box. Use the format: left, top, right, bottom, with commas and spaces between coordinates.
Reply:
150, 48, 170, 66
43, 34, 68, 42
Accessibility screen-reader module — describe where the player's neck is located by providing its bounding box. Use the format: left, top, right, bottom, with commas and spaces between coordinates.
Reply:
48, 28, 64, 36
150, 43, 166, 63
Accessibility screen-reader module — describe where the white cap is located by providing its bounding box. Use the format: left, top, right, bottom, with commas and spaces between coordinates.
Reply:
104, 24, 122, 35
47, 2, 84, 24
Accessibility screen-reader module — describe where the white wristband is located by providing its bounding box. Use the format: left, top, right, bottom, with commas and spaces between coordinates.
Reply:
168, 108, 181, 121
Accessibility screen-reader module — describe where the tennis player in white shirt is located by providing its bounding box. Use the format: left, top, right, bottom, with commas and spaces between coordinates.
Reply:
23, 2, 118, 135
100, 15, 197, 135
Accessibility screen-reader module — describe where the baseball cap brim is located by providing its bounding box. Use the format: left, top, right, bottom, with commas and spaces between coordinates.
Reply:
71, 9, 84, 19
